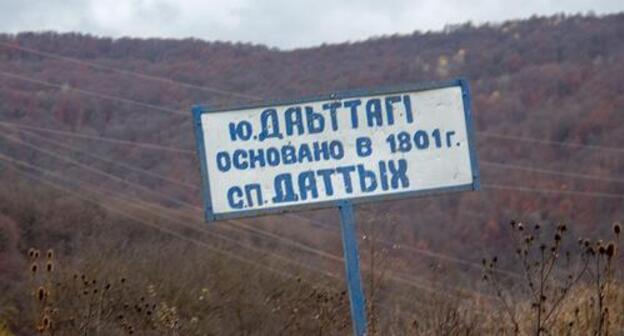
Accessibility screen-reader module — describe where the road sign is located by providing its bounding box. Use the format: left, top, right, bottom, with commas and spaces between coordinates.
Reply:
193, 79, 479, 221
192, 78, 479, 336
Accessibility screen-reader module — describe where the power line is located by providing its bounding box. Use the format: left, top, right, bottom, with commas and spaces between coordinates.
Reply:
17, 127, 198, 189
222, 218, 343, 263
3, 41, 624, 157
0, 131, 192, 207
481, 161, 624, 184
0, 40, 262, 101
0, 121, 194, 154
0, 151, 341, 280
477, 132, 624, 154
0, 125, 348, 263
6, 120, 624, 190
21, 119, 624, 195
285, 212, 522, 279
482, 184, 624, 199
2, 40, 578, 304
3, 63, 624, 159
2, 43, 623, 289
0, 70, 187, 116
6, 119, 623, 281
14, 122, 522, 282
19, 88, 613, 296
0, 159, 441, 317
13, 125, 620, 302
1, 123, 348, 269
0, 155, 303, 280
3, 124, 319, 266
4, 112, 624, 285
0, 147, 476, 299
4, 120, 519, 279
0, 128, 488, 299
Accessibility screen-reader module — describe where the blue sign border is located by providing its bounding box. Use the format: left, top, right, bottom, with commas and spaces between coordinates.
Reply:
192, 78, 480, 222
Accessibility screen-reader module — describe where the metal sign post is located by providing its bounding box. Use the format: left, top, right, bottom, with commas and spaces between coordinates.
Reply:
338, 201, 368, 336
192, 79, 479, 336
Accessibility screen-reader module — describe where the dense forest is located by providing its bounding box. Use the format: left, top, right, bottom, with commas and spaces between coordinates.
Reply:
1, 13, 624, 335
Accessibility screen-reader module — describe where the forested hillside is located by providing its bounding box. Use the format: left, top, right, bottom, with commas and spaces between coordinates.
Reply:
1, 12, 624, 334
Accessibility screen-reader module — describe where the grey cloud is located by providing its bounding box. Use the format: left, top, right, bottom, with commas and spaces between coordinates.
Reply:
0, 0, 622, 49
0, 0, 94, 32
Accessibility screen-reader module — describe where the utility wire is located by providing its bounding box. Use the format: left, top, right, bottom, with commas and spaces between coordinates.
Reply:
0, 40, 261, 101
4, 42, 624, 156
17, 128, 198, 189
0, 128, 488, 299
0, 125, 349, 265
0, 131, 192, 207
4, 69, 624, 159
0, 151, 340, 280
1, 93, 622, 283
284, 213, 522, 279
482, 184, 624, 200
0, 154, 303, 280
8, 122, 522, 279
3, 42, 624, 291
4, 41, 624, 157
0, 159, 441, 317
481, 161, 624, 184
7, 121, 624, 281
0, 70, 187, 116
478, 132, 624, 154
0, 121, 194, 154
0, 127, 347, 263
0, 148, 476, 299
24, 123, 523, 281
0, 121, 197, 155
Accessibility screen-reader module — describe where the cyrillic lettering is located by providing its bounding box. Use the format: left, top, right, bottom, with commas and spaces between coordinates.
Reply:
298, 171, 319, 201
285, 107, 305, 136
329, 140, 344, 159
282, 145, 297, 165
336, 166, 356, 194
403, 95, 413, 124
357, 164, 378, 192
227, 186, 244, 209
446, 131, 456, 147
216, 152, 231, 172
232, 149, 249, 170
266, 147, 280, 166
248, 149, 266, 169
343, 99, 362, 129
244, 184, 263, 207
384, 95, 401, 126
355, 137, 372, 157
316, 169, 335, 196
388, 159, 409, 189
322, 102, 341, 131
366, 98, 383, 127
297, 144, 313, 163
305, 106, 325, 134
312, 141, 330, 161
258, 108, 283, 141
378, 161, 390, 191
272, 173, 298, 203
228, 121, 253, 141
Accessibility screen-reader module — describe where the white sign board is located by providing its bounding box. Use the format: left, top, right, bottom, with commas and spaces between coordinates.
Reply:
193, 80, 479, 221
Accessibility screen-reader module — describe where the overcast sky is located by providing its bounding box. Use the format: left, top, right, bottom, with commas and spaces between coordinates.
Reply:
1, 0, 622, 49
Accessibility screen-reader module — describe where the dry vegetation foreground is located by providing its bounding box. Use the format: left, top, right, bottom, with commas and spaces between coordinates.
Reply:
0, 173, 622, 335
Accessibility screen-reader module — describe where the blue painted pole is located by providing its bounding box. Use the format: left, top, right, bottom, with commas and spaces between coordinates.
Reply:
338, 201, 368, 336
